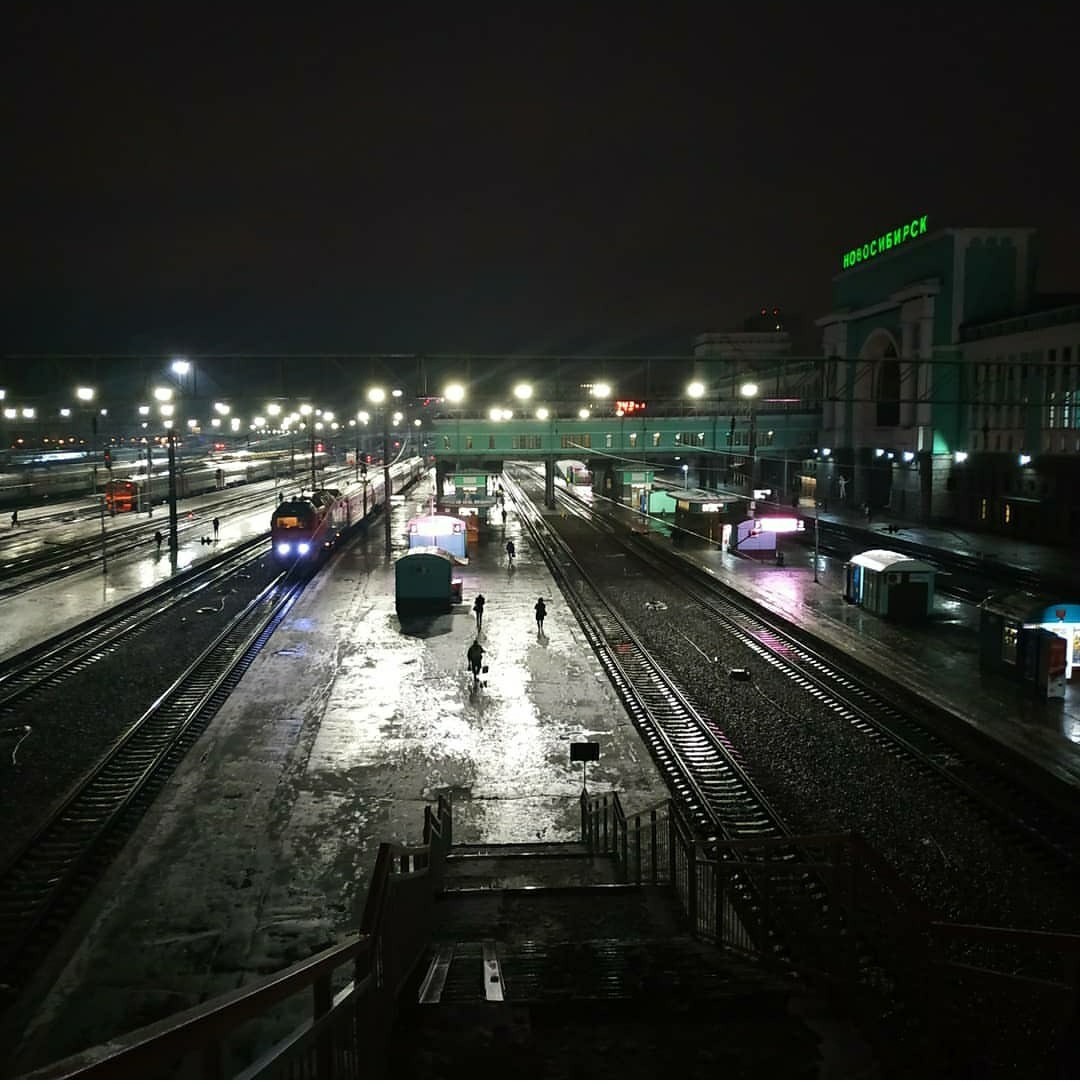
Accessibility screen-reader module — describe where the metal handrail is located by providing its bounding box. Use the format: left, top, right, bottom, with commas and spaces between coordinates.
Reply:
31, 793, 454, 1080
581, 789, 1080, 1068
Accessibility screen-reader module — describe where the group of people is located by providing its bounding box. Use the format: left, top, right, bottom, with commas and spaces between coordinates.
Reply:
466, 593, 548, 682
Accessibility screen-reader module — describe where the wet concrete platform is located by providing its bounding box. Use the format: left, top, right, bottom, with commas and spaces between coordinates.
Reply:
5, 477, 671, 1071
594, 490, 1080, 797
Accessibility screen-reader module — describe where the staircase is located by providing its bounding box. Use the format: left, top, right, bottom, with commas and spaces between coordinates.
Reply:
30, 794, 1078, 1079
388, 841, 863, 1079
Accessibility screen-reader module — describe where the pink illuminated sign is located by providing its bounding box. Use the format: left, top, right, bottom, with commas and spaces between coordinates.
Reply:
754, 517, 802, 533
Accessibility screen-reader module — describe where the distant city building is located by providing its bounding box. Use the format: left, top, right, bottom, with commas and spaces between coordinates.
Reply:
815, 219, 1080, 540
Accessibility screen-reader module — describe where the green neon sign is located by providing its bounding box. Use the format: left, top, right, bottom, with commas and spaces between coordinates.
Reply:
841, 215, 928, 270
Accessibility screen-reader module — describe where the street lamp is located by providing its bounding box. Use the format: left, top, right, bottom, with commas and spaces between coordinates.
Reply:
740, 382, 760, 496
76, 387, 97, 491
171, 358, 193, 397
368, 387, 392, 556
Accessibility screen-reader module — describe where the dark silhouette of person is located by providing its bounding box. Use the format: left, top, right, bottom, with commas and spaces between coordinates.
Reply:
154, 529, 163, 550
212, 516, 220, 539
467, 639, 485, 681
11, 509, 18, 527
535, 597, 547, 634
501, 507, 507, 526
473, 593, 486, 632
506, 539, 516, 565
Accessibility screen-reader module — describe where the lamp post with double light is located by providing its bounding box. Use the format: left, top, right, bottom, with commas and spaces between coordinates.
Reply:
153, 386, 179, 560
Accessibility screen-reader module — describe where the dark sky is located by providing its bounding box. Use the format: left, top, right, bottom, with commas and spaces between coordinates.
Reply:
4, 1, 1078, 357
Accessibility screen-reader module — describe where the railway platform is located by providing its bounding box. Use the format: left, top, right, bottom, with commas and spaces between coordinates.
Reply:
595, 490, 1080, 800
2, 473, 1076, 1075
3, 478, 678, 1073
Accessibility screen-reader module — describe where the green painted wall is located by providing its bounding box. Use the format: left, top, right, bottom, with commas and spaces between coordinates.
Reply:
834, 234, 954, 313
962, 236, 1021, 325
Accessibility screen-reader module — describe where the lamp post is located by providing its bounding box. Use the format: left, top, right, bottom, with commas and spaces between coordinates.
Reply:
740, 381, 760, 497
154, 387, 178, 560
368, 387, 392, 556
76, 386, 96, 492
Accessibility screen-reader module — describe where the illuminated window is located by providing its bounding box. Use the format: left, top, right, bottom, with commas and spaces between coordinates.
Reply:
1004, 502, 1011, 524
628, 432, 638, 448
980, 498, 988, 520
652, 432, 662, 447
605, 433, 613, 448
1002, 625, 1019, 665
465, 436, 473, 449
443, 436, 450, 450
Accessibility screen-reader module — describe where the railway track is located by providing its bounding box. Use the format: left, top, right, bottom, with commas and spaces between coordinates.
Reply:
0, 538, 270, 717
542, 477, 1080, 871
507, 475, 790, 844
0, 569, 305, 1004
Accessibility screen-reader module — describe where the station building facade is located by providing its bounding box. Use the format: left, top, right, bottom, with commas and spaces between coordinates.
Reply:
815, 218, 1080, 540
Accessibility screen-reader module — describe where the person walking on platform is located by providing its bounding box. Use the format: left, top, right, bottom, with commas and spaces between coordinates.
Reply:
467, 639, 485, 682
505, 539, 516, 566
154, 529, 163, 551
212, 516, 220, 540
534, 596, 547, 635
11, 509, 18, 527
473, 592, 486, 633
501, 507, 507, 527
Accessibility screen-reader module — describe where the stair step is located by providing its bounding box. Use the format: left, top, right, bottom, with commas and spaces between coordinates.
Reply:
414, 937, 798, 1006
434, 883, 686, 946
444, 849, 622, 890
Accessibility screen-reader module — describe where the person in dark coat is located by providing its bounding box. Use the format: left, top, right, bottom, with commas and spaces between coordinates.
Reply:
473, 593, 486, 632
534, 597, 547, 634
466, 639, 485, 680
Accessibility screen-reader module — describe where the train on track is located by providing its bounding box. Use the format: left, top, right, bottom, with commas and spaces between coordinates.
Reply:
271, 456, 426, 564
104, 452, 328, 513
555, 459, 592, 487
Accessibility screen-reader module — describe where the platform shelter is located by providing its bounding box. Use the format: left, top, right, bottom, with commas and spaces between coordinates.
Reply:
842, 549, 936, 620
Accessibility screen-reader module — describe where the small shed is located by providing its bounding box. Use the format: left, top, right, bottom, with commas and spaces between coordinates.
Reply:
670, 490, 749, 547
395, 546, 464, 615
842, 549, 936, 620
979, 592, 1079, 691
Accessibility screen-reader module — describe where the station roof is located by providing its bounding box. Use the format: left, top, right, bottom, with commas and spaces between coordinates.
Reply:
849, 549, 937, 574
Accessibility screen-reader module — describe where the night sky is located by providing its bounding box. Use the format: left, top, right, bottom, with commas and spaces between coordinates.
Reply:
4, 2, 1078, 359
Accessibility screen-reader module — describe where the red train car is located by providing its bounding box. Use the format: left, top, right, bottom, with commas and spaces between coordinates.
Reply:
271, 456, 424, 564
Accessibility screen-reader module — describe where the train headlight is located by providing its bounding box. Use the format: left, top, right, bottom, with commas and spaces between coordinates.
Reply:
298, 542, 311, 555
276, 543, 291, 556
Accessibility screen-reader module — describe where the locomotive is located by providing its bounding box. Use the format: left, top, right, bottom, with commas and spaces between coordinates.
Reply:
271, 456, 424, 563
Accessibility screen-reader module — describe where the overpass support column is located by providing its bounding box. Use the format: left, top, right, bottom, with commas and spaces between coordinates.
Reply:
435, 461, 447, 508
544, 455, 556, 509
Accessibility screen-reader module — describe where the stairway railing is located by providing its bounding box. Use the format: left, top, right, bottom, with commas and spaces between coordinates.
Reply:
31, 794, 453, 1080
581, 789, 1080, 1071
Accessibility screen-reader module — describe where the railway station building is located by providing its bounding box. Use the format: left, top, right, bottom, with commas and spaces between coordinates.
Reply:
815, 217, 1080, 541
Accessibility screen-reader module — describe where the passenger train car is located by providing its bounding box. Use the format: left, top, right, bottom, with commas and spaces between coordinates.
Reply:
104, 465, 223, 513
555, 459, 592, 487
271, 456, 425, 564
